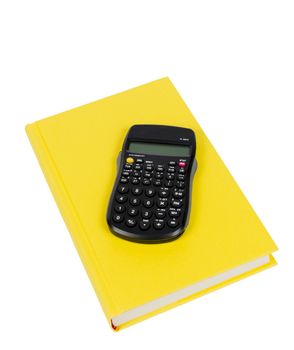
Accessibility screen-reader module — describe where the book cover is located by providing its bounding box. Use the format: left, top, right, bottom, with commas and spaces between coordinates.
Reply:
26, 77, 277, 331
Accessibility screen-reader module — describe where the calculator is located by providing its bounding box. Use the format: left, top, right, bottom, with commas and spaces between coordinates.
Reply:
106, 124, 197, 243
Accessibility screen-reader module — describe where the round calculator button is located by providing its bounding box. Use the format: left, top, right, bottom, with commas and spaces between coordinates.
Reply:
116, 194, 127, 203
126, 157, 134, 164
143, 199, 154, 208
157, 199, 168, 208
155, 210, 166, 219
166, 174, 175, 180
142, 210, 152, 219
145, 165, 154, 171
132, 187, 142, 196
155, 172, 164, 179
132, 171, 141, 177
169, 209, 180, 218
117, 185, 129, 194
133, 164, 142, 170
126, 218, 137, 227
143, 172, 152, 178
153, 221, 165, 230
159, 189, 169, 198
114, 204, 125, 213
153, 180, 162, 187
177, 174, 185, 181
131, 178, 140, 185
171, 199, 182, 208
139, 220, 151, 230
169, 161, 176, 166
145, 188, 155, 197
136, 158, 144, 163
128, 207, 138, 216
178, 168, 185, 174
120, 177, 128, 184
167, 167, 175, 173
156, 165, 164, 172
113, 214, 124, 223
164, 180, 174, 187
124, 164, 132, 169
176, 181, 185, 189
122, 171, 130, 177
178, 161, 186, 167
167, 219, 179, 228
130, 198, 140, 206
142, 179, 151, 186
173, 190, 184, 199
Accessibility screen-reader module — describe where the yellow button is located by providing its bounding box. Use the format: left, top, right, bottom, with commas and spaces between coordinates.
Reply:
126, 157, 134, 164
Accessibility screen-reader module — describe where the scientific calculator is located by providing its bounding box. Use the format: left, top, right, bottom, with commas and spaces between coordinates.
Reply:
106, 124, 197, 243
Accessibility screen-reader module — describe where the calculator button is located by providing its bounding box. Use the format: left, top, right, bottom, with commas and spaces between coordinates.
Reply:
145, 165, 154, 171
117, 185, 129, 194
157, 199, 168, 208
177, 174, 185, 181
134, 164, 142, 170
166, 174, 175, 180
113, 214, 124, 223
142, 210, 152, 219
130, 198, 140, 206
120, 177, 128, 184
171, 199, 182, 208
114, 204, 125, 213
126, 157, 134, 164
176, 181, 185, 189
132, 171, 141, 177
153, 221, 165, 230
173, 190, 184, 199
155, 210, 166, 219
169, 209, 180, 218
169, 161, 176, 166
126, 218, 136, 227
122, 171, 130, 177
124, 164, 132, 169
116, 194, 127, 203
128, 207, 138, 216
156, 165, 164, 172
178, 161, 186, 167
159, 189, 169, 198
136, 158, 144, 163
139, 220, 151, 230
145, 188, 156, 197
143, 199, 154, 208
142, 179, 151, 186
153, 180, 162, 186
178, 168, 185, 174
143, 172, 152, 178
132, 187, 142, 195
164, 180, 174, 187
131, 178, 140, 185
167, 167, 175, 173
154, 172, 164, 179
167, 219, 179, 228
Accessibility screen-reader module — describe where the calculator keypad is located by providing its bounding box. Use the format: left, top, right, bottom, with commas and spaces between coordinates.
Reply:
110, 155, 189, 237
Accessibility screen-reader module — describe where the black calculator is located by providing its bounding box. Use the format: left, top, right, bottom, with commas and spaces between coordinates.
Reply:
106, 124, 197, 243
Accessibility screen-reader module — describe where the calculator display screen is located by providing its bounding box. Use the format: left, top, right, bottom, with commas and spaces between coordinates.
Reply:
128, 142, 190, 157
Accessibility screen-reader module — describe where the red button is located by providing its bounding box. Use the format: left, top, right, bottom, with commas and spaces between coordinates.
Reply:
178, 162, 186, 167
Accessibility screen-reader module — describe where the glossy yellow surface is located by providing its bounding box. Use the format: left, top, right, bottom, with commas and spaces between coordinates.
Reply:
26, 77, 277, 331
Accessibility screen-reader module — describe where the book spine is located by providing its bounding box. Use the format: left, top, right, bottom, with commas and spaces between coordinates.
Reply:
25, 123, 116, 324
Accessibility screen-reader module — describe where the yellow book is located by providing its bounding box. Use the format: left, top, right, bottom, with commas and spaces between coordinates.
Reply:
26, 77, 278, 331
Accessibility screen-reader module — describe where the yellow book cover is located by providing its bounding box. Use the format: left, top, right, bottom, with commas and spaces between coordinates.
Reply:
26, 77, 278, 331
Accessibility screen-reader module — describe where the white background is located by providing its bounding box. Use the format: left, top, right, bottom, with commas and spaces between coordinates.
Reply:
1, 1, 293, 349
